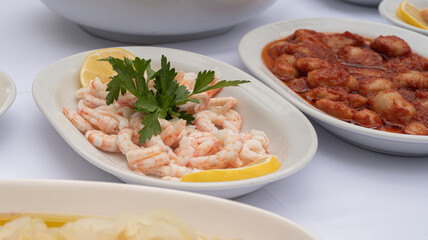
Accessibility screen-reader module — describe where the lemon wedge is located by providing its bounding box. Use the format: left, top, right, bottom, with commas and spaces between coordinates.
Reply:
80, 48, 136, 88
396, 1, 428, 30
181, 155, 281, 182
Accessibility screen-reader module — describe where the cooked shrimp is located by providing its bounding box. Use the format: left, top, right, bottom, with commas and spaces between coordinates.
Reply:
129, 112, 145, 144
194, 110, 225, 133
239, 140, 267, 165
175, 132, 222, 166
96, 103, 133, 119
145, 163, 199, 178
76, 77, 108, 100
85, 130, 119, 152
126, 145, 167, 169
145, 135, 178, 162
222, 110, 242, 132
175, 71, 185, 83
128, 152, 171, 172
242, 130, 269, 152
161, 176, 182, 181
176, 71, 197, 90
83, 94, 107, 108
207, 97, 238, 112
205, 77, 222, 98
116, 105, 134, 119
174, 136, 198, 166
117, 92, 138, 107
187, 129, 243, 169
194, 108, 242, 134
189, 131, 222, 157
117, 128, 140, 155
76, 88, 89, 100
77, 100, 129, 134
178, 92, 210, 114
63, 107, 94, 133
159, 119, 186, 147
208, 107, 242, 132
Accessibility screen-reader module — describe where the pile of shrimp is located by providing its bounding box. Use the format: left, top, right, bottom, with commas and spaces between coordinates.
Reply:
63, 71, 271, 181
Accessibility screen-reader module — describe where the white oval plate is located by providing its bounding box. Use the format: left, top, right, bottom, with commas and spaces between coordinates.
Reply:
0, 179, 318, 240
238, 18, 428, 156
32, 46, 318, 198
0, 71, 16, 117
379, 0, 428, 35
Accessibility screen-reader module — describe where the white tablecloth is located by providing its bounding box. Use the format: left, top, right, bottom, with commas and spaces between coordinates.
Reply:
1, 1, 427, 239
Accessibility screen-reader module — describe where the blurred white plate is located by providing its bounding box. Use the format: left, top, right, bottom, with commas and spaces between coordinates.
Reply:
379, 0, 428, 35
0, 71, 16, 117
0, 179, 318, 240
343, 0, 381, 7
238, 18, 428, 156
32, 46, 318, 198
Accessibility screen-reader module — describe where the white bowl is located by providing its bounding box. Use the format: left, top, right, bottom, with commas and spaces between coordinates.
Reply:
238, 18, 428, 156
39, 0, 278, 44
32, 46, 318, 199
0, 71, 16, 118
379, 0, 428, 36
0, 179, 318, 240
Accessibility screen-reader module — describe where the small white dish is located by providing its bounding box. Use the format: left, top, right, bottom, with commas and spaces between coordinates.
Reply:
32, 46, 318, 198
238, 18, 428, 156
0, 179, 318, 240
379, 0, 428, 35
0, 71, 16, 118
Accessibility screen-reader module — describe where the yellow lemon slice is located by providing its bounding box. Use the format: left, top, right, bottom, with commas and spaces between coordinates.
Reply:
396, 1, 428, 30
80, 48, 136, 87
181, 155, 281, 182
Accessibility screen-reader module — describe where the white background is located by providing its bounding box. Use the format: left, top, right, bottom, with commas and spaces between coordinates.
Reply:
1, 0, 427, 239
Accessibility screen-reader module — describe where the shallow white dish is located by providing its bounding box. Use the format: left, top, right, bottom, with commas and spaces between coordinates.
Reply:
0, 71, 16, 118
0, 179, 317, 240
39, 0, 278, 44
32, 46, 318, 198
379, 0, 428, 36
238, 18, 428, 156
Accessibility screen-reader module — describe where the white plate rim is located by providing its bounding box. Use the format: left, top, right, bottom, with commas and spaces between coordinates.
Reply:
238, 17, 428, 144
0, 178, 319, 240
0, 70, 16, 117
379, 0, 428, 36
32, 46, 318, 192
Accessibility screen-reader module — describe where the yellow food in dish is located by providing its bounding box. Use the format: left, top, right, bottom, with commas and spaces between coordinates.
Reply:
396, 1, 428, 30
181, 155, 281, 182
80, 48, 136, 87
0, 209, 230, 240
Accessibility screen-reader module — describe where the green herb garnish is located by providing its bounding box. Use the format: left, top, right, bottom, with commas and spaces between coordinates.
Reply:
101, 55, 249, 144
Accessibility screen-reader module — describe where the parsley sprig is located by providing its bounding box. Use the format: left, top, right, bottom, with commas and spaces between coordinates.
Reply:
101, 55, 249, 144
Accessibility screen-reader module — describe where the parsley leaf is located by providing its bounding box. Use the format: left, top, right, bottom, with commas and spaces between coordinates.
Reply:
101, 55, 249, 144
139, 110, 161, 143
